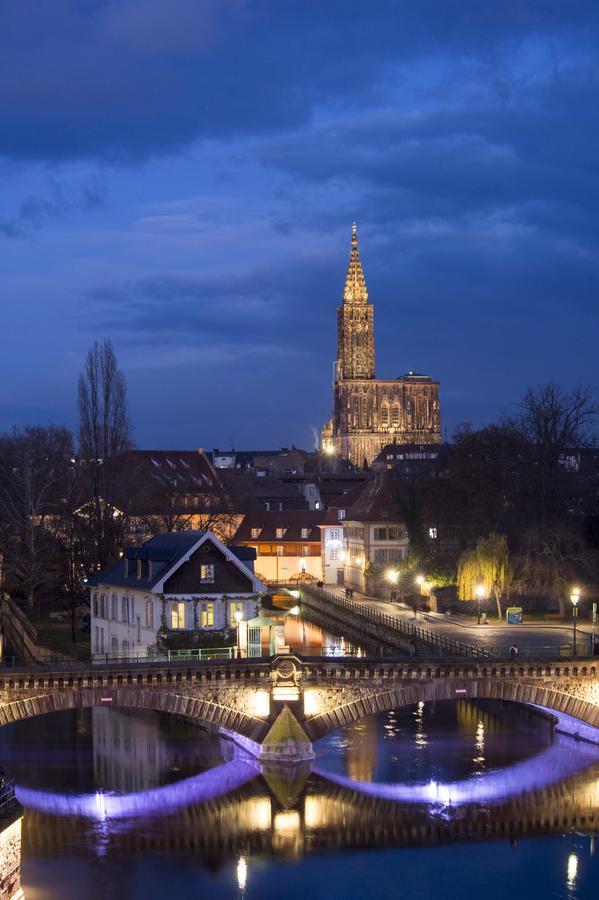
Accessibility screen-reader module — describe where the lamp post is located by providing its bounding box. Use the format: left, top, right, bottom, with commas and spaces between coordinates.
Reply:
235, 609, 243, 659
386, 568, 398, 602
475, 584, 485, 625
415, 574, 425, 619
570, 588, 580, 657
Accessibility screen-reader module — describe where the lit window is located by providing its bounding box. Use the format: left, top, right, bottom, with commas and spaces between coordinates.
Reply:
276, 546, 284, 556
329, 529, 339, 541
338, 510, 345, 520
171, 601, 186, 629
136, 559, 142, 578
381, 405, 389, 426
330, 548, 338, 560
429, 527, 438, 540
301, 528, 310, 539
276, 528, 286, 538
200, 563, 215, 583
201, 603, 214, 628
251, 528, 261, 539
391, 405, 400, 426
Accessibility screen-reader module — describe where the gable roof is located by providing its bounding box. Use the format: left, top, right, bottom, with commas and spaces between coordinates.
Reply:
89, 531, 266, 594
233, 510, 326, 543
347, 475, 401, 523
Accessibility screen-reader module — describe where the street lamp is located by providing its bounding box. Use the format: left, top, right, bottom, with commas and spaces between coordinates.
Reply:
570, 587, 581, 657
235, 609, 243, 658
386, 568, 399, 603
475, 584, 486, 625
414, 574, 425, 618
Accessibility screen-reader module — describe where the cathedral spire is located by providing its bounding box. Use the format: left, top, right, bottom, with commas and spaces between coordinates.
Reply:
343, 221, 368, 304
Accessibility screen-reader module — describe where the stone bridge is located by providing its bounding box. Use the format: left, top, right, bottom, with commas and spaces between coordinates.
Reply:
0, 655, 598, 762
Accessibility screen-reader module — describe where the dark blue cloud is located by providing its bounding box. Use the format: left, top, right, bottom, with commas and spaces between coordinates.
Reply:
1, 1, 598, 447
0, 1, 598, 162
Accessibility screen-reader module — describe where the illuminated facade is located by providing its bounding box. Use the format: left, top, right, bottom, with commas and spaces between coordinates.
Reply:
322, 224, 441, 466
89, 531, 265, 660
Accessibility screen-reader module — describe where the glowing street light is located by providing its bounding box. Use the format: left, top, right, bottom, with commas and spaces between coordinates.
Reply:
570, 587, 581, 657
414, 574, 425, 618
475, 584, 486, 625
386, 568, 399, 603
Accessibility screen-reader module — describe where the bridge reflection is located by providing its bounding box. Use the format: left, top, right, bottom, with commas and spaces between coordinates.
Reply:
14, 759, 599, 865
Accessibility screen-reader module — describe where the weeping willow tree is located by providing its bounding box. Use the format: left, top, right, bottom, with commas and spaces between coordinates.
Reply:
457, 533, 511, 620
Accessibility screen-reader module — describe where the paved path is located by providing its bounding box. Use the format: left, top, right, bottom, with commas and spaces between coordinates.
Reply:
324, 586, 597, 656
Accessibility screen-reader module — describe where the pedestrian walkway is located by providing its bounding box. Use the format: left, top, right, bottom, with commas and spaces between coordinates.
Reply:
323, 585, 593, 656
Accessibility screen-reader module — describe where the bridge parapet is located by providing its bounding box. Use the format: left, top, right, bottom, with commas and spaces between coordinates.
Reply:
1, 655, 598, 763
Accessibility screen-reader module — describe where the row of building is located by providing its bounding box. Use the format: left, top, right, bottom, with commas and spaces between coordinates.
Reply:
87, 442, 432, 659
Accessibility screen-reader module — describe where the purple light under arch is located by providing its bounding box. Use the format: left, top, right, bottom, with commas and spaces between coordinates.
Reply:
315, 716, 599, 808
15, 757, 260, 820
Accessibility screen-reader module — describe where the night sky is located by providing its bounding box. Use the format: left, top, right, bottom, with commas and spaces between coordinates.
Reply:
1, 1, 598, 450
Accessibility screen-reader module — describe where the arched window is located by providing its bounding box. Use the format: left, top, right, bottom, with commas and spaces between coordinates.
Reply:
391, 405, 400, 427
381, 405, 389, 427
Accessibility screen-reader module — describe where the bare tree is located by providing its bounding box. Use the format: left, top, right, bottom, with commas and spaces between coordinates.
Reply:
0, 426, 75, 608
512, 524, 598, 618
77, 339, 132, 570
510, 383, 598, 524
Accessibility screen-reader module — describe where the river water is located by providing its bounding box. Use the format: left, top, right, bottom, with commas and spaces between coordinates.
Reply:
1, 699, 599, 899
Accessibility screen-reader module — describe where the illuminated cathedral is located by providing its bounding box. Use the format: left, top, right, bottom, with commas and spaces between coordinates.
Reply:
322, 224, 441, 466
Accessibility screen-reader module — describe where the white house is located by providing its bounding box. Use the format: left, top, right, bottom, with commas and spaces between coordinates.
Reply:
88, 531, 266, 662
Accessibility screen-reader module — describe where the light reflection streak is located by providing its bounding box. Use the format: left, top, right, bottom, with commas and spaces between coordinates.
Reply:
473, 720, 485, 773
15, 758, 260, 821
567, 851, 578, 889
414, 700, 427, 749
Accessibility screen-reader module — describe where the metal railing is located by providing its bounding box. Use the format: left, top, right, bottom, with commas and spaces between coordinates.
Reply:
90, 646, 236, 665
0, 778, 17, 817
300, 585, 487, 657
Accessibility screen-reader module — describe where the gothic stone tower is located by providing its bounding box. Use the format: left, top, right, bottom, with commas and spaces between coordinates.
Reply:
322, 224, 441, 466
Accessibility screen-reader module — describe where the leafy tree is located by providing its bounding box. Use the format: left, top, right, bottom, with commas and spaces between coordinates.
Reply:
457, 533, 511, 619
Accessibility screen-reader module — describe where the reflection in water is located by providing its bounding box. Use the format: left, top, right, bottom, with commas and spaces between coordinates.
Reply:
2, 702, 599, 899
567, 851, 579, 890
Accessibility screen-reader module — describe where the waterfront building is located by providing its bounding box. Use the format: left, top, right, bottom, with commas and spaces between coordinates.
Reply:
233, 510, 324, 583
88, 531, 265, 660
317, 507, 346, 585
342, 476, 409, 594
322, 224, 442, 466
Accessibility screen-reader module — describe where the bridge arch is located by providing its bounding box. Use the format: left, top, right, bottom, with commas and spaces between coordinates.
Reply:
304, 678, 599, 740
0, 686, 270, 746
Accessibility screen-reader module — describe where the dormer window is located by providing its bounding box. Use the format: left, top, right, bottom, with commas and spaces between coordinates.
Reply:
136, 559, 142, 578
301, 528, 310, 539
251, 528, 262, 539
275, 528, 286, 539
